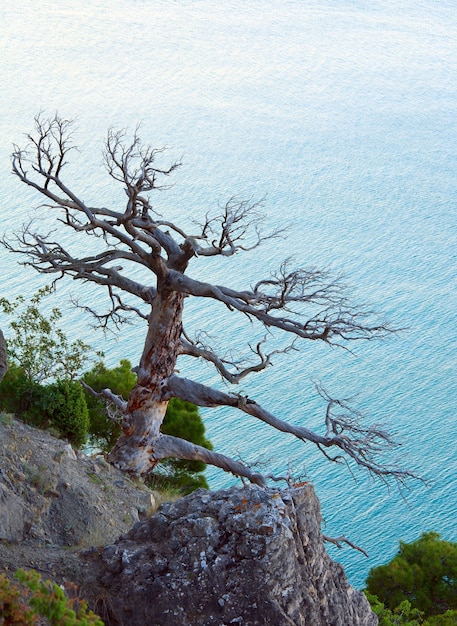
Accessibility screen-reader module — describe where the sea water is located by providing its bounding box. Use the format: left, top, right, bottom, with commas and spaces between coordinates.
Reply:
1, 0, 456, 588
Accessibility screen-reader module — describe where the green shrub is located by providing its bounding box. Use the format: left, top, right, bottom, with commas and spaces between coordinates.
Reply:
365, 532, 457, 625
425, 611, 457, 625
0, 569, 103, 625
144, 397, 213, 493
161, 397, 213, 475
46, 379, 90, 448
0, 289, 96, 445
366, 532, 457, 617
83, 359, 136, 451
0, 363, 51, 428
146, 467, 210, 495
365, 592, 424, 626
0, 288, 95, 384
0, 363, 39, 416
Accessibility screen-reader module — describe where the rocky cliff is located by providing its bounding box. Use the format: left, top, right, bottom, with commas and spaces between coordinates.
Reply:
81, 485, 376, 625
0, 418, 377, 625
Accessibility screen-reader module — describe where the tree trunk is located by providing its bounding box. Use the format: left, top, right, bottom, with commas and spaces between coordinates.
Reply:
107, 288, 184, 474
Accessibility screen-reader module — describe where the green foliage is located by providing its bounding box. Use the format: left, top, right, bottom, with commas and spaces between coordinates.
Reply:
365, 592, 425, 626
366, 532, 457, 617
0, 363, 48, 422
365, 592, 457, 626
0, 290, 95, 446
365, 533, 457, 625
0, 287, 96, 384
0, 366, 90, 447
145, 466, 210, 495
0, 569, 103, 625
425, 611, 457, 625
161, 396, 213, 475
83, 359, 136, 450
143, 395, 213, 492
45, 379, 90, 448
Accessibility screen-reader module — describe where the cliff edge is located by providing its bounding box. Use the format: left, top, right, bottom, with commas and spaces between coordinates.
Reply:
82, 485, 376, 625
0, 418, 376, 625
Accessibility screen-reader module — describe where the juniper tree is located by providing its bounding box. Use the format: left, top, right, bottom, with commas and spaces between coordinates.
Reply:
4, 114, 414, 486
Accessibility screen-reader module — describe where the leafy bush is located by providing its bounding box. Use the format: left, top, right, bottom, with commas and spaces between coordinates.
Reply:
0, 367, 90, 446
0, 363, 47, 422
365, 532, 457, 625
45, 379, 90, 448
365, 593, 425, 626
145, 466, 211, 495
145, 397, 213, 493
0, 289, 95, 445
0, 288, 95, 384
83, 359, 136, 450
161, 397, 213, 474
0, 569, 103, 625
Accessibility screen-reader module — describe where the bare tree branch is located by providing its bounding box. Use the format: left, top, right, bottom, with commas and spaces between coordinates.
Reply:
179, 332, 299, 384
81, 380, 128, 414
323, 534, 369, 557
152, 434, 267, 487
164, 374, 417, 485
185, 197, 287, 257
167, 268, 394, 345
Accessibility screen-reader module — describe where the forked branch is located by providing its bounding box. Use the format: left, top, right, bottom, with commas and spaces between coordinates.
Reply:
164, 375, 417, 485
187, 197, 286, 257
179, 332, 298, 384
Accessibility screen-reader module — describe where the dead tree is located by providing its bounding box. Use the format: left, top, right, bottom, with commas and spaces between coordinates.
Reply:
4, 114, 415, 487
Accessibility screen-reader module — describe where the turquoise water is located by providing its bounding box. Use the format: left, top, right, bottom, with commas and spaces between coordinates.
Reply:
1, 0, 457, 588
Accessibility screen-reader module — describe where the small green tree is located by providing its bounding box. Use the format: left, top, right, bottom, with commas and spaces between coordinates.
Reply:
0, 287, 94, 384
0, 362, 48, 421
366, 533, 457, 622
0, 289, 96, 444
426, 611, 457, 626
152, 396, 213, 492
45, 379, 90, 448
83, 359, 136, 450
161, 397, 213, 473
365, 592, 425, 626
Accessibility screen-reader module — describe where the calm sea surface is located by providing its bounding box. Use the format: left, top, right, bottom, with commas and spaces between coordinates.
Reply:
1, 0, 457, 588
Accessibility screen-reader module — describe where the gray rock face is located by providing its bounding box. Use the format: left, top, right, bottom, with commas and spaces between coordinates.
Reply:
83, 484, 377, 626
0, 418, 156, 549
0, 483, 33, 543
0, 329, 7, 383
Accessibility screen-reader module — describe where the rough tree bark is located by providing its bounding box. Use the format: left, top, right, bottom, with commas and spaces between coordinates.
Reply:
3, 114, 415, 487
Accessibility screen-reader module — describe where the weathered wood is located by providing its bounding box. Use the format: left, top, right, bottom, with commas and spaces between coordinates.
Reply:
107, 289, 185, 474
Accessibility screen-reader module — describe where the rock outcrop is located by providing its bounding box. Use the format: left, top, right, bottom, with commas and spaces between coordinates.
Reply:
0, 418, 156, 550
0, 329, 7, 383
82, 485, 377, 626
0, 418, 376, 625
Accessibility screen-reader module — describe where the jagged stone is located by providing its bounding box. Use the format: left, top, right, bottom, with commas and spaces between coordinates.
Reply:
0, 483, 33, 543
82, 485, 377, 626
0, 419, 377, 625
0, 418, 158, 549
